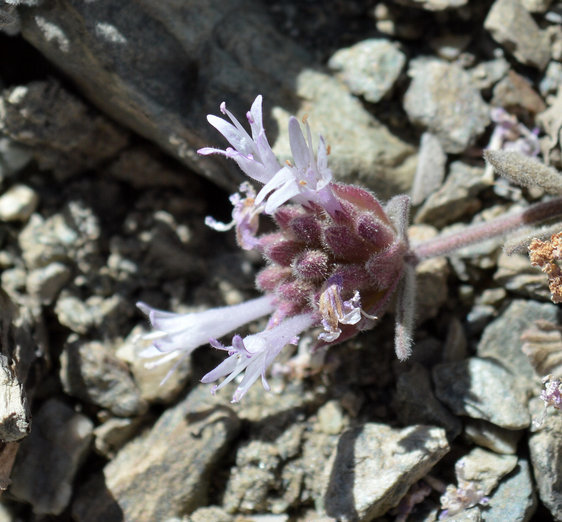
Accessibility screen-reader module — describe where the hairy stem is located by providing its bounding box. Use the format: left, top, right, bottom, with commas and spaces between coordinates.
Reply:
412, 196, 562, 261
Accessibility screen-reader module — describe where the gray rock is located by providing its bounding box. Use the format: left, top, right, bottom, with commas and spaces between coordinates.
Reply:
411, 132, 447, 206
328, 39, 406, 103
528, 411, 562, 519
464, 419, 522, 455
60, 338, 148, 417
224, 422, 307, 519
223, 465, 276, 513
270, 70, 417, 198
415, 161, 487, 227
0, 184, 38, 222
484, 0, 550, 70
394, 364, 462, 439
26, 262, 71, 305
324, 424, 449, 521
415, 256, 449, 322
521, 0, 553, 11
0, 289, 38, 443
71, 385, 241, 521
0, 354, 30, 442
433, 357, 531, 429
491, 70, 546, 115
9, 398, 93, 516
457, 447, 518, 496
469, 58, 510, 91
55, 292, 131, 337
539, 61, 562, 97
0, 137, 32, 179
404, 58, 489, 153
477, 299, 559, 391
0, 80, 129, 178
189, 506, 233, 522
19, 200, 100, 270
14, 0, 416, 197
93, 416, 145, 458
494, 251, 554, 302
483, 459, 537, 522
115, 324, 193, 405
317, 400, 346, 435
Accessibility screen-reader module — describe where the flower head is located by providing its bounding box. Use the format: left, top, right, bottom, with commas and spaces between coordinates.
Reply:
139, 96, 414, 402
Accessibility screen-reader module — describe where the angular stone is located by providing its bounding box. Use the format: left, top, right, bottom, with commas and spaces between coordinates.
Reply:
0, 81, 129, 178
14, 0, 416, 197
433, 357, 530, 429
464, 419, 522, 455
26, 262, 71, 305
415, 161, 487, 227
477, 299, 559, 390
55, 292, 131, 337
115, 325, 192, 405
93, 417, 145, 458
9, 399, 93, 515
456, 447, 518, 496
0, 354, 30, 442
484, 459, 537, 522
491, 70, 546, 114
404, 58, 489, 153
60, 338, 147, 417
328, 39, 406, 103
394, 364, 462, 439
411, 132, 447, 206
324, 424, 449, 520
0, 184, 38, 222
72, 385, 240, 521
485, 0, 550, 69
528, 410, 562, 519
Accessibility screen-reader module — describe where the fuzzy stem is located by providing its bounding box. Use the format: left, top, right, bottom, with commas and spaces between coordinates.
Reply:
412, 196, 562, 261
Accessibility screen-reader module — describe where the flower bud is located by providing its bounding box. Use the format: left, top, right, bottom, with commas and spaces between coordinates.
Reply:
290, 215, 323, 247
324, 225, 369, 261
265, 239, 304, 266
292, 250, 329, 282
356, 214, 396, 251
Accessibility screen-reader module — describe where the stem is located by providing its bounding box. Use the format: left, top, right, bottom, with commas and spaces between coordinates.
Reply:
412, 196, 562, 261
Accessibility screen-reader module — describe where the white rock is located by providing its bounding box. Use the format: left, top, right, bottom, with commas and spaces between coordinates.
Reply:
0, 184, 38, 222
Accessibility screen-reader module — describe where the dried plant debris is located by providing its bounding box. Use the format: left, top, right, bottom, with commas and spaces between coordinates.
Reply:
528, 232, 562, 303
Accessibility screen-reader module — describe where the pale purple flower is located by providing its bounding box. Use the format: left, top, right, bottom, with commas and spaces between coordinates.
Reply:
254, 116, 340, 215
201, 312, 314, 402
198, 95, 281, 184
205, 181, 262, 250
318, 284, 364, 342
199, 97, 340, 217
137, 295, 275, 365
484, 107, 541, 182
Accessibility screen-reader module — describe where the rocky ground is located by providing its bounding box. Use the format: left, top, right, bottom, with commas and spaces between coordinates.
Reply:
0, 0, 562, 521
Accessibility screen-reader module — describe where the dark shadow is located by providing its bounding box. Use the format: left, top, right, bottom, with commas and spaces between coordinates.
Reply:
324, 425, 361, 520
71, 471, 125, 522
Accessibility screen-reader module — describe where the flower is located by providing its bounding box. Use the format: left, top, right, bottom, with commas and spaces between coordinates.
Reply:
201, 313, 314, 402
204, 181, 262, 250
198, 95, 281, 185
140, 96, 413, 402
199, 97, 340, 216
254, 116, 341, 215
318, 284, 364, 342
137, 295, 275, 365
483, 107, 540, 183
